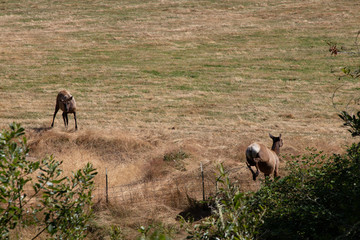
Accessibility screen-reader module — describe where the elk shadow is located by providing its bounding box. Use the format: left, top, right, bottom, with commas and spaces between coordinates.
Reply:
31, 127, 52, 133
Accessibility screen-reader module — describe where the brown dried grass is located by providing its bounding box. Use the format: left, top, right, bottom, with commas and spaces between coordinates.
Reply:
1, 0, 360, 238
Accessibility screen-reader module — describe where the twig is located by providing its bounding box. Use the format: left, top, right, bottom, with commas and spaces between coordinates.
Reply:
355, 30, 360, 54
331, 79, 348, 113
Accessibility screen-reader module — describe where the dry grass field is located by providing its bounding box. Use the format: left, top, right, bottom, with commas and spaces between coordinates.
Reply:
1, 0, 360, 238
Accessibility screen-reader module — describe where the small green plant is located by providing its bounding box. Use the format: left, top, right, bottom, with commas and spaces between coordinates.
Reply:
330, 31, 360, 138
339, 111, 360, 137
163, 150, 189, 162
163, 150, 189, 171
109, 225, 124, 240
137, 224, 173, 240
0, 122, 97, 239
186, 164, 265, 239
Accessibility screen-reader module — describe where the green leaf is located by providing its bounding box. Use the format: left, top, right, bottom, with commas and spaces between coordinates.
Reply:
48, 223, 56, 234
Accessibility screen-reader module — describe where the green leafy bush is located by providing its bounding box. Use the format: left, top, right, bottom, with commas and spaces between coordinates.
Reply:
185, 146, 360, 239
0, 123, 97, 239
248, 145, 360, 240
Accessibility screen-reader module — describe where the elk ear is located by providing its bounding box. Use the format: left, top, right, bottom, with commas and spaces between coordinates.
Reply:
69, 96, 73, 101
279, 133, 282, 138
269, 133, 274, 139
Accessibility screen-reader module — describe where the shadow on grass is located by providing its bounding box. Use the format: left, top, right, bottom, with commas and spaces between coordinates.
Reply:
176, 195, 212, 222
31, 127, 53, 133
31, 127, 78, 133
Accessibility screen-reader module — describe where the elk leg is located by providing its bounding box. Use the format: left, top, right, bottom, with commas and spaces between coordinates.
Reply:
73, 112, 78, 130
254, 162, 260, 180
274, 160, 279, 178
65, 113, 69, 127
246, 162, 259, 181
51, 104, 59, 128
62, 112, 68, 129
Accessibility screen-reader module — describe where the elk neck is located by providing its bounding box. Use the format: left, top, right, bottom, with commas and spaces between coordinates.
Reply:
271, 141, 281, 155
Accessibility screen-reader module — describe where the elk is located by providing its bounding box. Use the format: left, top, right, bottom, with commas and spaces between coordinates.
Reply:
245, 134, 283, 181
51, 90, 77, 130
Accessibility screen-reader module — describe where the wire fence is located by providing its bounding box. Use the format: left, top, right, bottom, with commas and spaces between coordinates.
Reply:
20, 163, 251, 207
93, 162, 218, 206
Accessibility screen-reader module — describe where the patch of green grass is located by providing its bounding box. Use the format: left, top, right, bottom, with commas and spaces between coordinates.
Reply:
143, 70, 161, 76
169, 70, 200, 79
163, 150, 189, 171
172, 84, 194, 91
163, 150, 189, 162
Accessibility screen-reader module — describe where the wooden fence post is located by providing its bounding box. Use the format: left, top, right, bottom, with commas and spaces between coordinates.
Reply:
201, 162, 205, 201
106, 168, 109, 204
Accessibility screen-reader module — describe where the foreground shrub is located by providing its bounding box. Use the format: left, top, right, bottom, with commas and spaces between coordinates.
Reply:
250, 146, 360, 239
0, 123, 97, 239
185, 145, 360, 239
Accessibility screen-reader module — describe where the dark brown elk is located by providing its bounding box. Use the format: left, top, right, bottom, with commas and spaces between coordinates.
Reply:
245, 133, 283, 181
51, 90, 77, 130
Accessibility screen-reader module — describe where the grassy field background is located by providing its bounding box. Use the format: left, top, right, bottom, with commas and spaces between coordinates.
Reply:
1, 0, 360, 238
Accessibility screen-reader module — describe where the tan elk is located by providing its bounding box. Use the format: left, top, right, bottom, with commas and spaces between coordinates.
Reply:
245, 134, 283, 181
51, 90, 77, 130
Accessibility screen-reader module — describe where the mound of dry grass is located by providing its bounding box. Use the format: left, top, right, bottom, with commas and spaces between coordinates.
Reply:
18, 122, 354, 239
24, 127, 225, 238
27, 128, 152, 186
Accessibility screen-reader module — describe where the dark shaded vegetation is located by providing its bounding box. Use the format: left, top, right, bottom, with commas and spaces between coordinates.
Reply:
184, 136, 360, 239
251, 146, 360, 239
